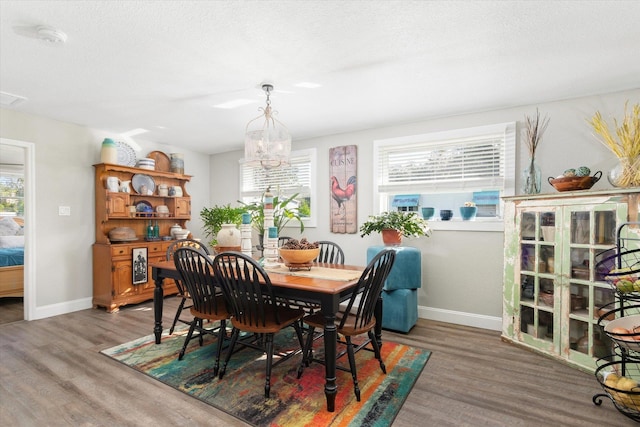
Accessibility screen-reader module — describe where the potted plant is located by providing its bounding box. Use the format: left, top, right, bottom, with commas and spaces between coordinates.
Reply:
239, 191, 305, 249
359, 210, 431, 245
200, 204, 245, 246
459, 201, 477, 221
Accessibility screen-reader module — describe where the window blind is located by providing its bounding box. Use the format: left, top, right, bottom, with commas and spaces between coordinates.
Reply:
377, 133, 506, 193
240, 150, 313, 199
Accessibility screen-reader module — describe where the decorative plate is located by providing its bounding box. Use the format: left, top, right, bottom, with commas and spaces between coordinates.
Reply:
147, 151, 171, 172
116, 141, 137, 166
132, 174, 155, 194
135, 200, 153, 212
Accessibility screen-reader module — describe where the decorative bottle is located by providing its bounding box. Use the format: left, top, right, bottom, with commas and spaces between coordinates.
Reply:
522, 157, 542, 195
147, 221, 154, 239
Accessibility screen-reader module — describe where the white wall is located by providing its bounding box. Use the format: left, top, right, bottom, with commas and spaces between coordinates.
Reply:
0, 108, 211, 319
210, 88, 640, 330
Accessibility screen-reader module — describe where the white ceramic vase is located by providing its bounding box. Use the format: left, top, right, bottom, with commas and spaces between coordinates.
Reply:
216, 224, 241, 247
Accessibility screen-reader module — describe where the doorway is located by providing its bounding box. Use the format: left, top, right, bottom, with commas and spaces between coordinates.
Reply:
0, 138, 35, 323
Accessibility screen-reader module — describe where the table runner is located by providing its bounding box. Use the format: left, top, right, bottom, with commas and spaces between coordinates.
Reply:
265, 264, 363, 281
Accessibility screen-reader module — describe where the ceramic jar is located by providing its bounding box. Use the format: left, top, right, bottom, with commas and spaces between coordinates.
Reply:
170, 224, 183, 239
157, 184, 168, 197
100, 138, 118, 164
216, 224, 241, 247
170, 153, 184, 174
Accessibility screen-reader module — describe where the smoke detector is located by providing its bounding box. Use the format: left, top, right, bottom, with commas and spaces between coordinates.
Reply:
36, 25, 67, 44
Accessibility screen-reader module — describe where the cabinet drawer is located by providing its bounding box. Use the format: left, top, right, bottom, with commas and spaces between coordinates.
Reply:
111, 245, 132, 257
148, 242, 165, 255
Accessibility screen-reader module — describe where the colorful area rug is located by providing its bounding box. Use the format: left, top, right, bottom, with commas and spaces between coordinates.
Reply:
101, 327, 430, 427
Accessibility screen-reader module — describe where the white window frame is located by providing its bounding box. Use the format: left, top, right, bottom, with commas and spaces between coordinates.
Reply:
372, 122, 516, 231
239, 148, 317, 228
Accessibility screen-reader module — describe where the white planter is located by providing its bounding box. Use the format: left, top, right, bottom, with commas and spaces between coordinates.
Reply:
216, 224, 241, 247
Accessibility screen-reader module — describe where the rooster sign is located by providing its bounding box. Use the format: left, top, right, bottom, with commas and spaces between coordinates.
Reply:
329, 145, 357, 233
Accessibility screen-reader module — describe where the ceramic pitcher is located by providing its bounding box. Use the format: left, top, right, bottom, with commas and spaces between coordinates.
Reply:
106, 176, 119, 192
119, 180, 131, 193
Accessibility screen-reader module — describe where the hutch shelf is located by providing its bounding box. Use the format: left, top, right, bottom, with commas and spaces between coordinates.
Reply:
502, 188, 640, 372
92, 163, 192, 312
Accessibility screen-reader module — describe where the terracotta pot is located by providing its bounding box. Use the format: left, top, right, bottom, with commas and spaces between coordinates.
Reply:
381, 229, 402, 246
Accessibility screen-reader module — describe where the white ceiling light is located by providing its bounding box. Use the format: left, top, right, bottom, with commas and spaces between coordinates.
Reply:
36, 25, 67, 44
244, 83, 291, 170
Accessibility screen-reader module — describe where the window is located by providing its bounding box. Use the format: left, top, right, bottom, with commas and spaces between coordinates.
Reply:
239, 148, 317, 228
0, 172, 24, 216
373, 123, 516, 223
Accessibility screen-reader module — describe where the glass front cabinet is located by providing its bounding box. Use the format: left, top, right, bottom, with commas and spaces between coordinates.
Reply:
503, 189, 640, 372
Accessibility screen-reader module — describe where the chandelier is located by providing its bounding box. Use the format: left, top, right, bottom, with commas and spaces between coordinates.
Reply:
244, 83, 291, 170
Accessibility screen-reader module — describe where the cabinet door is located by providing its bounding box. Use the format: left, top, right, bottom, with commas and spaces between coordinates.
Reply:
564, 203, 625, 367
173, 197, 190, 218
107, 192, 130, 218
112, 259, 136, 298
517, 208, 558, 355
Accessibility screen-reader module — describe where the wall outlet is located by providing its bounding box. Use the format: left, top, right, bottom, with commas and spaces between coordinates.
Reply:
58, 206, 71, 216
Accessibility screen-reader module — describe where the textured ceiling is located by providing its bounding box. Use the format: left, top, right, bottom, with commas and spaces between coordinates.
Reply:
1, 0, 639, 155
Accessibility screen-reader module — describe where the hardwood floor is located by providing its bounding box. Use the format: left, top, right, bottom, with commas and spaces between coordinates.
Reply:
0, 296, 635, 427
0, 297, 23, 325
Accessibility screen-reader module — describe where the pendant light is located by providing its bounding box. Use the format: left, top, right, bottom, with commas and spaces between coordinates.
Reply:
244, 84, 291, 170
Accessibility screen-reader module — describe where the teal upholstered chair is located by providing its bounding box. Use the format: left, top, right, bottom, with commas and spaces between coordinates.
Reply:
367, 246, 421, 333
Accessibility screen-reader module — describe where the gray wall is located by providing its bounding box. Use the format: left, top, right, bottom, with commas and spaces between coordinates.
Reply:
0, 88, 637, 326
210, 88, 640, 330
0, 108, 211, 319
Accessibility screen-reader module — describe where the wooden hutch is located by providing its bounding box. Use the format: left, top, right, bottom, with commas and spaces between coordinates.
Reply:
92, 163, 191, 312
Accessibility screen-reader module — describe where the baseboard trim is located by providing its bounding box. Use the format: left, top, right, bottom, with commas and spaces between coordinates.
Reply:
27, 297, 502, 330
418, 305, 502, 331
31, 297, 93, 320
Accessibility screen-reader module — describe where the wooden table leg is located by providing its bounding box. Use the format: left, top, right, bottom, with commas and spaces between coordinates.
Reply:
323, 321, 337, 412
323, 304, 338, 412
153, 272, 164, 344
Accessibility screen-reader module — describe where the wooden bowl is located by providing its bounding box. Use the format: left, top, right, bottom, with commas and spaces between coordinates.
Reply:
278, 248, 320, 265
548, 171, 601, 192
108, 227, 137, 242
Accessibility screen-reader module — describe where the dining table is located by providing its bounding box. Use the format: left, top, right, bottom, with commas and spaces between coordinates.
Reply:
150, 258, 380, 413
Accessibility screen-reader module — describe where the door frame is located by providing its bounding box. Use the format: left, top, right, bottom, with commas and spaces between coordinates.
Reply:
0, 138, 35, 320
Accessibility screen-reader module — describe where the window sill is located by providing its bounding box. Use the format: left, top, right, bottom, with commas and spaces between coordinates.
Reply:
428, 219, 504, 232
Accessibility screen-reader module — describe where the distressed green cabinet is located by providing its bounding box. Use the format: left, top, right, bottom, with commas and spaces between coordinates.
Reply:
503, 189, 640, 372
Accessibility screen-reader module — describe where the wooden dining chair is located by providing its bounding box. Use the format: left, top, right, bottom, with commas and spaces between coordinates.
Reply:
297, 248, 396, 401
314, 240, 345, 264
212, 251, 305, 398
173, 246, 229, 376
166, 239, 210, 334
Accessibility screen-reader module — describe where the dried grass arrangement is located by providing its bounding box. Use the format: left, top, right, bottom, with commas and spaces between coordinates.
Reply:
522, 109, 550, 194
588, 102, 640, 187
524, 108, 551, 158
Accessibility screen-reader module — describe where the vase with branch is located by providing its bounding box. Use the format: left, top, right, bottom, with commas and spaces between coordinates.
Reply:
522, 109, 550, 195
588, 102, 640, 188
